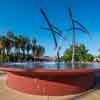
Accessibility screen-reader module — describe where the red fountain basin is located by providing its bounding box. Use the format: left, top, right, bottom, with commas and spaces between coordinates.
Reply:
0, 67, 100, 96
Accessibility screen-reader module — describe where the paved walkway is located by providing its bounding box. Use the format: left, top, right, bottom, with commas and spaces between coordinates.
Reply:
0, 75, 100, 100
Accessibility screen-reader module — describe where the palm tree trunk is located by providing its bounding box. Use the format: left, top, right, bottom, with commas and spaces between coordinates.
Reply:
22, 49, 25, 61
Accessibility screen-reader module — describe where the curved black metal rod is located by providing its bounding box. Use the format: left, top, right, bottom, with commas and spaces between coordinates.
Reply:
40, 8, 58, 48
40, 27, 66, 40
51, 24, 67, 40
68, 8, 76, 69
40, 8, 60, 69
73, 20, 90, 35
67, 27, 87, 33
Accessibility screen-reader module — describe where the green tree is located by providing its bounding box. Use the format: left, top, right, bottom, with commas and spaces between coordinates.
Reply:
63, 48, 72, 61
18, 35, 28, 58
35, 45, 45, 56
0, 36, 8, 62
6, 32, 14, 56
0, 33, 45, 62
32, 38, 45, 57
63, 44, 94, 62
26, 43, 32, 56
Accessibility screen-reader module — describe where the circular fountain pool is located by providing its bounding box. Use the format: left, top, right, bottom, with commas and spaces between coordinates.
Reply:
0, 62, 100, 96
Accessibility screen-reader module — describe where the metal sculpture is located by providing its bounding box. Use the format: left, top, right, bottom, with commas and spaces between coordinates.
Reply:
68, 8, 90, 69
40, 8, 66, 69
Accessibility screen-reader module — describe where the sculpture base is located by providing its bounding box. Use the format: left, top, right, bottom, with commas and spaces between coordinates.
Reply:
7, 72, 96, 96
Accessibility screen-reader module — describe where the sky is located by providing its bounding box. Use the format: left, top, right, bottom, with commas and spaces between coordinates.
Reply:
0, 0, 100, 56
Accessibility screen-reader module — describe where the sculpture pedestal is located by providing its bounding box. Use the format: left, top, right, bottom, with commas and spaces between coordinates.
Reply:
7, 72, 96, 96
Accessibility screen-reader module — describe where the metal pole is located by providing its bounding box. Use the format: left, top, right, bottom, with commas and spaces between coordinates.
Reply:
40, 8, 60, 69
68, 8, 76, 69
57, 50, 60, 69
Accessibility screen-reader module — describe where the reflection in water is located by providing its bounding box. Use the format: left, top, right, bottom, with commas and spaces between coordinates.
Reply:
5, 62, 100, 70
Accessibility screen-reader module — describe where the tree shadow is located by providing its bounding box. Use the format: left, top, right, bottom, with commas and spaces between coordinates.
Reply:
65, 76, 100, 100
95, 76, 100, 89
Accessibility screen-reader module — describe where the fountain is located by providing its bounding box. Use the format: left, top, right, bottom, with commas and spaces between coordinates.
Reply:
0, 8, 100, 96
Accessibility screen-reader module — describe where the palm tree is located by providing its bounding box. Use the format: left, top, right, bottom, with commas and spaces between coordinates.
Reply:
32, 38, 37, 45
0, 32, 45, 62
12, 36, 21, 61
7, 32, 14, 39
18, 35, 29, 60
31, 38, 45, 57
32, 38, 37, 56
36, 45, 45, 56
0, 37, 3, 55
5, 32, 14, 56
0, 36, 8, 62
26, 43, 31, 56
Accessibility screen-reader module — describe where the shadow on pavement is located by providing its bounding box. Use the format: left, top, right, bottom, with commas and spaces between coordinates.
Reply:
63, 76, 100, 100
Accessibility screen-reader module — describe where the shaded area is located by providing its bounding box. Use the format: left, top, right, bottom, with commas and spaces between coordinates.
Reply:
66, 76, 100, 100
95, 76, 100, 89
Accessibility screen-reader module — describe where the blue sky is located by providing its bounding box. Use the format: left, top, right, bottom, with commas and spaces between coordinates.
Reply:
0, 0, 100, 56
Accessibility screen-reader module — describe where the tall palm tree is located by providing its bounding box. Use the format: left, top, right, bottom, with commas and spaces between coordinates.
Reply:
0, 32, 45, 62
35, 45, 45, 57
18, 35, 28, 59
7, 32, 14, 39
32, 38, 37, 56
6, 32, 14, 56
26, 43, 31, 56
31, 38, 45, 57
0, 36, 8, 62
12, 36, 21, 61
32, 38, 37, 45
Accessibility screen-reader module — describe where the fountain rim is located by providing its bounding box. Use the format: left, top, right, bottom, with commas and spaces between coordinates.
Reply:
0, 64, 100, 76
0, 64, 98, 96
